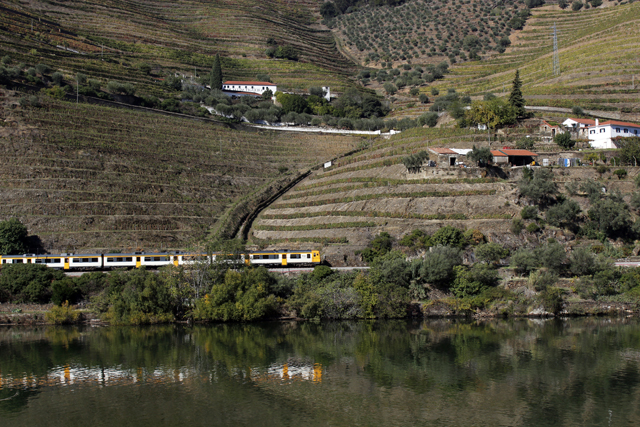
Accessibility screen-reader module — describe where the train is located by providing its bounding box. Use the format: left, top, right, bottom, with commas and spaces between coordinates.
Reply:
0, 249, 321, 270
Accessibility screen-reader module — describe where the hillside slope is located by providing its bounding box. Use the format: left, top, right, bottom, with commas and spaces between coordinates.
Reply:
1, 90, 359, 252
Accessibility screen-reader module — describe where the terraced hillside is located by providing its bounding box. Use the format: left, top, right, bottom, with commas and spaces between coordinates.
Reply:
440, 2, 640, 116
251, 127, 517, 252
1, 90, 359, 252
251, 124, 640, 263
0, 0, 355, 92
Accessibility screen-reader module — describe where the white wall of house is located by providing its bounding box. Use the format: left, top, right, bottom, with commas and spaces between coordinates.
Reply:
222, 82, 277, 95
587, 120, 640, 149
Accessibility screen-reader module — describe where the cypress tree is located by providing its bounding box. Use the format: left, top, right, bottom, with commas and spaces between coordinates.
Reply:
211, 54, 222, 90
508, 69, 526, 117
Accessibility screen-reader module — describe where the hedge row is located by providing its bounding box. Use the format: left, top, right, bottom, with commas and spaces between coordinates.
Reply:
253, 221, 377, 231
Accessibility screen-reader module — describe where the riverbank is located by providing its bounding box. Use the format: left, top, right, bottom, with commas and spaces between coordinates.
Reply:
2, 299, 638, 326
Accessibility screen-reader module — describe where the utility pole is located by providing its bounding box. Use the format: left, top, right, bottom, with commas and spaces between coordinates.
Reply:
76, 75, 79, 104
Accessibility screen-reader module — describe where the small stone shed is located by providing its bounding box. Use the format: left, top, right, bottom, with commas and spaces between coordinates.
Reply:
428, 147, 459, 166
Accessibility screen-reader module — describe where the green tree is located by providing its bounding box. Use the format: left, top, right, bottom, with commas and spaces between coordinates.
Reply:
415, 245, 462, 287
587, 195, 632, 238
558, 0, 568, 8
475, 242, 509, 264
510, 248, 539, 275
467, 145, 493, 167
361, 232, 393, 263
554, 132, 575, 150
465, 98, 517, 129
0, 218, 28, 254
572, 1, 583, 11
0, 264, 64, 303
545, 199, 581, 228
432, 225, 466, 248
536, 240, 566, 272
275, 92, 309, 114
383, 82, 397, 95
211, 54, 222, 90
508, 70, 526, 117
519, 168, 557, 206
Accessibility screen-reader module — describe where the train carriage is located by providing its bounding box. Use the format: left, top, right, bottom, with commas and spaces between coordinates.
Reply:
68, 254, 103, 270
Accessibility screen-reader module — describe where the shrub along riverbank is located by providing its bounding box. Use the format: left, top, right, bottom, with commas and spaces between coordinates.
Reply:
1, 237, 640, 325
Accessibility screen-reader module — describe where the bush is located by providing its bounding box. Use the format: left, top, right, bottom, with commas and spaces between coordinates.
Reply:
51, 277, 82, 306
0, 218, 29, 255
0, 264, 65, 303
528, 270, 558, 292
402, 150, 429, 173
545, 199, 581, 228
415, 245, 462, 287
571, 1, 583, 11
475, 242, 509, 264
361, 232, 393, 263
526, 222, 540, 233
51, 71, 64, 86
511, 218, 525, 234
419, 93, 429, 104
511, 248, 538, 274
45, 301, 81, 324
554, 132, 575, 150
613, 169, 627, 180
571, 105, 585, 116
432, 225, 466, 248
539, 287, 565, 314
587, 195, 632, 238
35, 63, 50, 75
451, 264, 499, 298
399, 229, 432, 251
536, 240, 566, 272
521, 206, 538, 220
519, 168, 557, 206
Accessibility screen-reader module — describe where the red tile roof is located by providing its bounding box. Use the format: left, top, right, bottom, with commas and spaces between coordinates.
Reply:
223, 81, 275, 86
491, 150, 507, 157
499, 149, 538, 157
429, 147, 457, 154
568, 118, 595, 125
595, 120, 640, 128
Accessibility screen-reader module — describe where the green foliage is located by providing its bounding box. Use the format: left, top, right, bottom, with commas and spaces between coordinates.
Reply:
526, 222, 540, 233
596, 165, 610, 175
417, 112, 438, 127
569, 246, 610, 276
511, 218, 525, 234
518, 168, 557, 206
525, 0, 545, 8
528, 269, 558, 292
414, 245, 462, 287
45, 301, 81, 325
106, 80, 136, 96
432, 225, 466, 248
51, 277, 82, 306
515, 137, 535, 150
508, 70, 526, 117
537, 240, 566, 272
587, 195, 632, 238
475, 242, 509, 264
211, 54, 222, 90
539, 287, 565, 314
0, 218, 29, 255
572, 1, 584, 11
467, 145, 493, 166
521, 206, 538, 220
510, 248, 539, 274
546, 198, 581, 228
51, 71, 64, 86
579, 179, 605, 203
361, 232, 393, 263
451, 263, 500, 298
399, 229, 432, 251
558, 0, 568, 8
554, 132, 575, 150
613, 169, 627, 179
402, 150, 429, 173
465, 98, 517, 129
275, 92, 309, 114
193, 268, 278, 322
0, 264, 64, 303
571, 105, 585, 116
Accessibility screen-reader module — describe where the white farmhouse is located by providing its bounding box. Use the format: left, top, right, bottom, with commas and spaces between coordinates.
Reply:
222, 81, 277, 97
562, 118, 595, 138
586, 119, 640, 149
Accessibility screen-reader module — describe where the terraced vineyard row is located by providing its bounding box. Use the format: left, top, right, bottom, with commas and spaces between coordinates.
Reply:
2, 96, 358, 251
441, 3, 640, 116
251, 130, 518, 249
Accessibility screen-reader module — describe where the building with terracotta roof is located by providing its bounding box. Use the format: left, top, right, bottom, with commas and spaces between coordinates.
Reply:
586, 119, 640, 149
222, 81, 277, 97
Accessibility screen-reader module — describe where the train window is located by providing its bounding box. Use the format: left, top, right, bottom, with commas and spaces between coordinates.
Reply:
35, 259, 44, 264
307, 254, 311, 258
2, 260, 5, 264
290, 254, 301, 259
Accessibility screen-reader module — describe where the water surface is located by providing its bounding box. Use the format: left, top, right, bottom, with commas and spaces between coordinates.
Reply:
1, 319, 639, 426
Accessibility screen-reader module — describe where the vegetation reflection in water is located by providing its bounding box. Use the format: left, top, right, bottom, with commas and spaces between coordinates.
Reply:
1, 319, 640, 426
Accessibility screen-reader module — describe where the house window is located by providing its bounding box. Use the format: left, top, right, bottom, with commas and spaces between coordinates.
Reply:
616, 128, 621, 133
624, 129, 628, 133
590, 130, 595, 134
600, 128, 605, 133
635, 130, 638, 135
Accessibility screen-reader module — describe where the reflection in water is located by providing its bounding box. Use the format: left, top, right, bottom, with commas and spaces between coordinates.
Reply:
0, 319, 639, 426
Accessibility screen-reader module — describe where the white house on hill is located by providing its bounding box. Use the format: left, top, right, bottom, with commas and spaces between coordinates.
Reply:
587, 119, 640, 149
222, 81, 277, 97
562, 118, 595, 138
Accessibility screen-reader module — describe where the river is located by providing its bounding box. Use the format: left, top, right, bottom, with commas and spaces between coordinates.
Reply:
1, 318, 639, 426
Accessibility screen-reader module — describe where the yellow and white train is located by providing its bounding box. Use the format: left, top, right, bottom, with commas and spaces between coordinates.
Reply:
0, 250, 321, 270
